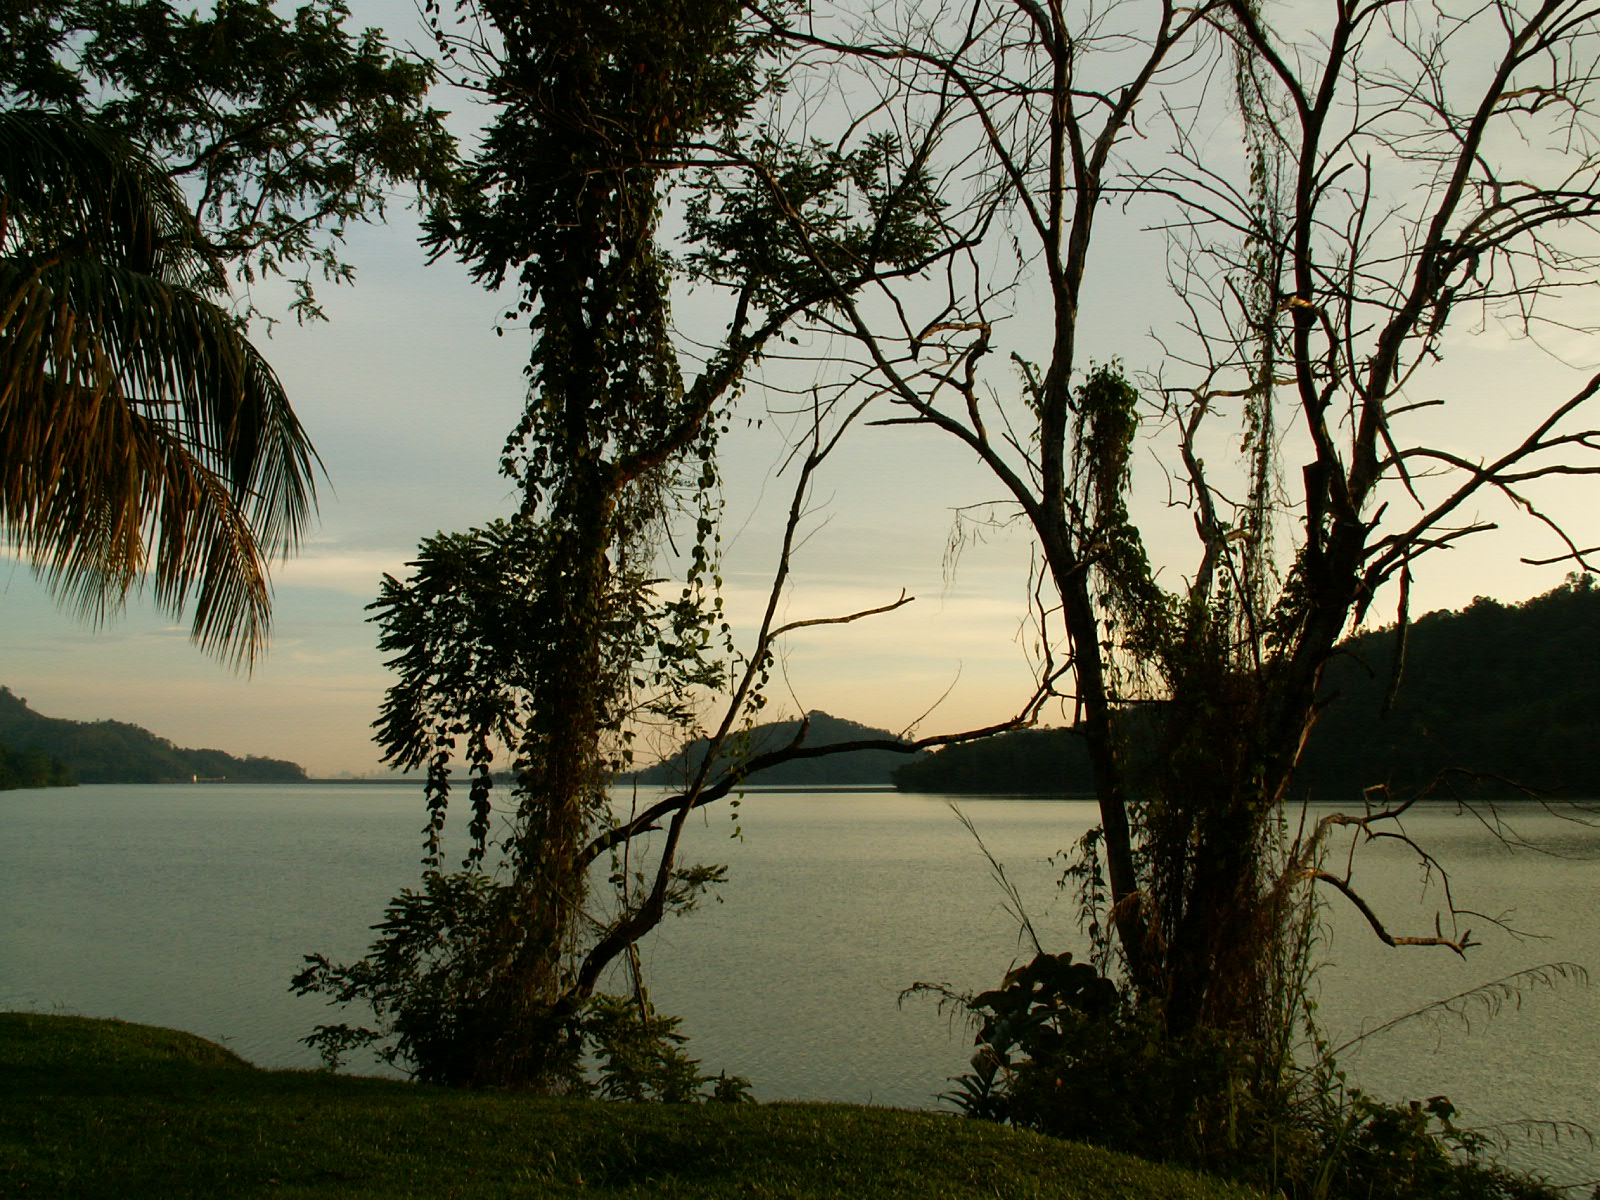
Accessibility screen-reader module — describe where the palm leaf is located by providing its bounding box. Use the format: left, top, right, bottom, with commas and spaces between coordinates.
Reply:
0, 108, 319, 666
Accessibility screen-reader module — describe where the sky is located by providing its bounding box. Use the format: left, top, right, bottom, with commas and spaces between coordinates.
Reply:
3, 1, 1596, 777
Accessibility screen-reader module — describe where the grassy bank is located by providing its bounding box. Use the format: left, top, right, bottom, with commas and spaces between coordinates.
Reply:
0, 1012, 1262, 1199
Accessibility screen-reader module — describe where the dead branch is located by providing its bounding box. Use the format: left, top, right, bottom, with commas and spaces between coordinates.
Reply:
1303, 868, 1475, 955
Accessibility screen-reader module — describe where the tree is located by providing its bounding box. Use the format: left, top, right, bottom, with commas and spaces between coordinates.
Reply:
294, 0, 1016, 1089
301, 0, 827, 1089
694, 0, 1600, 1171
0, 0, 456, 663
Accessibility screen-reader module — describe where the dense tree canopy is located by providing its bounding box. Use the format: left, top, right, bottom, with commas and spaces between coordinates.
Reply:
0, 741, 73, 790
1301, 575, 1600, 797
0, 686, 304, 784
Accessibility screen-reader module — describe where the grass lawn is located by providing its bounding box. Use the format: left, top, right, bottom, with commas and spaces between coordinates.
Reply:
0, 1012, 1263, 1199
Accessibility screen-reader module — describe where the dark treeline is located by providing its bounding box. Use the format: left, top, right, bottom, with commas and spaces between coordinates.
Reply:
0, 688, 307, 786
0, 740, 73, 790
891, 727, 1095, 795
629, 711, 916, 787
894, 577, 1600, 798
1298, 575, 1600, 797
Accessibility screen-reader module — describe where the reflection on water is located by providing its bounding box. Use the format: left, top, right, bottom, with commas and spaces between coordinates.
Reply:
1, 785, 1595, 1185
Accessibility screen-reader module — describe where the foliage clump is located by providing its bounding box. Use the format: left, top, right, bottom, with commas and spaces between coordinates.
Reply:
0, 0, 457, 322
934, 952, 1568, 1200
293, 870, 750, 1102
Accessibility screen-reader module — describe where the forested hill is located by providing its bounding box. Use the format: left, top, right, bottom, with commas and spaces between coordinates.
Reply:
1296, 575, 1600, 797
628, 711, 919, 787
0, 688, 307, 786
895, 576, 1600, 798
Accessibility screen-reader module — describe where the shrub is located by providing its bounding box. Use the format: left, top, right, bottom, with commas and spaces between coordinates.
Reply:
939, 951, 1563, 1200
292, 869, 750, 1102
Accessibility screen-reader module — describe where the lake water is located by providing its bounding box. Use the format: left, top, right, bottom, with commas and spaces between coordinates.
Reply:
1, 784, 1596, 1186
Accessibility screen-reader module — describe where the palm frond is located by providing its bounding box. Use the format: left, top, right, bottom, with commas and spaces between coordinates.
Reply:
0, 107, 319, 666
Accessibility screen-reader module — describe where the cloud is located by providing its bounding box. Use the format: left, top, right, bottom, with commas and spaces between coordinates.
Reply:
272, 546, 413, 596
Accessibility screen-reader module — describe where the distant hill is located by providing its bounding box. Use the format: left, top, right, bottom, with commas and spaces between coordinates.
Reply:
890, 726, 1096, 795
0, 688, 307, 785
895, 577, 1600, 798
629, 711, 919, 787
